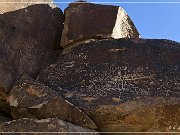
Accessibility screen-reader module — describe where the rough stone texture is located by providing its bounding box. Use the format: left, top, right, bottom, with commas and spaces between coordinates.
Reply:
0, 118, 98, 134
37, 38, 180, 132
0, 0, 57, 13
8, 75, 97, 130
0, 4, 63, 91
61, 3, 140, 48
89, 97, 180, 132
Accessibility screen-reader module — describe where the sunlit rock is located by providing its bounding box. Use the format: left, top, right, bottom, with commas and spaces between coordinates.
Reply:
61, 3, 140, 48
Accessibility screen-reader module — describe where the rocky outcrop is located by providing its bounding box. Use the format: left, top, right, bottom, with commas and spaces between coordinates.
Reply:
61, 3, 140, 48
37, 38, 180, 132
8, 75, 97, 130
0, 118, 98, 134
0, 4, 63, 91
0, 0, 57, 13
0, 1, 179, 134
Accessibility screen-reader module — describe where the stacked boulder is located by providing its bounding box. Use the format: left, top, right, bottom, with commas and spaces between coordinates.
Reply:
61, 2, 140, 48
0, 0, 180, 134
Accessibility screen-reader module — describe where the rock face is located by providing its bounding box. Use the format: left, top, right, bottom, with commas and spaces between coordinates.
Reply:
8, 75, 97, 130
90, 97, 180, 132
61, 3, 140, 48
0, 118, 98, 134
37, 38, 180, 132
0, 1, 179, 133
0, 4, 63, 91
0, 0, 57, 13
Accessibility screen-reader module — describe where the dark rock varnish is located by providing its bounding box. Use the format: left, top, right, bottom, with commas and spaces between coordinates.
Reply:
8, 75, 97, 130
37, 38, 180, 132
0, 118, 98, 134
0, 1, 179, 133
0, 4, 64, 92
61, 3, 139, 48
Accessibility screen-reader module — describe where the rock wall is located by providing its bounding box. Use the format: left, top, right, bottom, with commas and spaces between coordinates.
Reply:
0, 1, 179, 134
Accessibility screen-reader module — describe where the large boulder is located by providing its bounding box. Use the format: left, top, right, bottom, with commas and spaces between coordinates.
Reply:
61, 3, 140, 48
37, 38, 180, 132
0, 0, 57, 13
0, 4, 64, 91
0, 118, 98, 134
8, 75, 97, 130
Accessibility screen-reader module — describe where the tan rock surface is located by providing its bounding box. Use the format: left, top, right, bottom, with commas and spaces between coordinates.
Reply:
0, 0, 57, 13
88, 97, 180, 133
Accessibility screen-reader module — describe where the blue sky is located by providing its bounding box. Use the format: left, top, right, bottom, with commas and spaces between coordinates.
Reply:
54, 0, 180, 42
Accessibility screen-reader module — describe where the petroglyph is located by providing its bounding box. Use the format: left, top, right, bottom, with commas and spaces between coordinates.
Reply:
38, 39, 180, 108
49, 61, 179, 102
